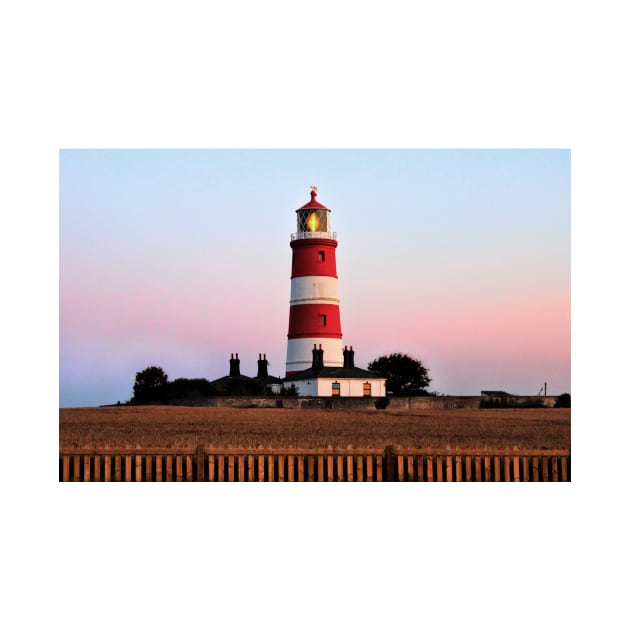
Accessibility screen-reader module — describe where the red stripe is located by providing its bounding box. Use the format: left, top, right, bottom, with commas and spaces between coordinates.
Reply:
290, 239, 338, 278
287, 303, 342, 338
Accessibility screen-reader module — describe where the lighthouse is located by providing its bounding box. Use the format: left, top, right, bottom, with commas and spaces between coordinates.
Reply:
285, 187, 344, 376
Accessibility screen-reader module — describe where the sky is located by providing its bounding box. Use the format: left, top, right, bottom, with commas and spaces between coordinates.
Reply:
60, 149, 570, 406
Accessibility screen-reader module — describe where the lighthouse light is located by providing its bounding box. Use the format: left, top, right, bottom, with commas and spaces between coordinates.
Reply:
307, 212, 320, 232
296, 207, 330, 236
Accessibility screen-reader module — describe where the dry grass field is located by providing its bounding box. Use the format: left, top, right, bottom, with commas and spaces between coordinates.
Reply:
59, 405, 570, 450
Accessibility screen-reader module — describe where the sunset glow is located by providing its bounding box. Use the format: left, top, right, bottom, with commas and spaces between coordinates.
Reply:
59, 149, 570, 407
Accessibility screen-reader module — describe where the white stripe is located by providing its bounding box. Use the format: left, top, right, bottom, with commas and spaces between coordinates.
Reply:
290, 275, 339, 305
286, 338, 344, 373
290, 296, 340, 306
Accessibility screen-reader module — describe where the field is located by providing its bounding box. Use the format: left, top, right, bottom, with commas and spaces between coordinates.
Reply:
59, 405, 571, 450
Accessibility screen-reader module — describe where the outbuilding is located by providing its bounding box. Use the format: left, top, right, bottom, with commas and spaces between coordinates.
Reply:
283, 345, 386, 398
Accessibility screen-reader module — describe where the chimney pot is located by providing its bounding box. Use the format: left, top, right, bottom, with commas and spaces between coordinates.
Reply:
257, 353, 268, 378
229, 353, 241, 377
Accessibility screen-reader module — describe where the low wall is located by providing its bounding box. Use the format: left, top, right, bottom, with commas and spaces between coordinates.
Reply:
169, 395, 559, 410
385, 396, 559, 410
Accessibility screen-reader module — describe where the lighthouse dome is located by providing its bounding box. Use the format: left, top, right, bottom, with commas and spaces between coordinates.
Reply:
297, 188, 329, 211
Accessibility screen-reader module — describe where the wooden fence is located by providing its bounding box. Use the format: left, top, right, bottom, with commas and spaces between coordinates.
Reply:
59, 446, 570, 482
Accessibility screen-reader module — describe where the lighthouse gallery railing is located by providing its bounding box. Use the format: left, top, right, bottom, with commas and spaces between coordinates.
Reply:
291, 231, 337, 241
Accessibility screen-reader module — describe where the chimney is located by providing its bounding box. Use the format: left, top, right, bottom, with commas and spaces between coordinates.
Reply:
349, 345, 355, 368
311, 344, 319, 370
229, 352, 240, 377
318, 344, 324, 369
257, 353, 269, 378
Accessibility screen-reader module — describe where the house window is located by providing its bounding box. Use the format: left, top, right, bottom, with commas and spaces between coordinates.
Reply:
318, 250, 325, 262
363, 382, 372, 397
332, 381, 340, 397
320, 314, 327, 326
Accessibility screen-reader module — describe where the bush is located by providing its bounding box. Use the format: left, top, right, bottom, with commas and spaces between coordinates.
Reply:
278, 384, 299, 397
221, 377, 266, 396
374, 397, 390, 409
165, 378, 217, 400
555, 393, 571, 408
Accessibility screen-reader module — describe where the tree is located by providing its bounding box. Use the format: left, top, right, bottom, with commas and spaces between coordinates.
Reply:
133, 366, 169, 403
367, 353, 431, 396
554, 393, 571, 408
165, 378, 217, 400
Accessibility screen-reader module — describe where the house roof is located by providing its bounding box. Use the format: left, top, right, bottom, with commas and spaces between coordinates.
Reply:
481, 390, 512, 397
256, 375, 284, 385
210, 374, 256, 385
283, 365, 384, 382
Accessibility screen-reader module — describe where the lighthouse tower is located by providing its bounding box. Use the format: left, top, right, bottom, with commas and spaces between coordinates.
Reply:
285, 188, 344, 376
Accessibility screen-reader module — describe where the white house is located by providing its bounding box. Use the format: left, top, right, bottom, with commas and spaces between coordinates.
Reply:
283, 345, 386, 398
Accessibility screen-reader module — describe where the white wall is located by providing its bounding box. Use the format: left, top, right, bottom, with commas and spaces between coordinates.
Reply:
286, 379, 319, 397
288, 377, 386, 398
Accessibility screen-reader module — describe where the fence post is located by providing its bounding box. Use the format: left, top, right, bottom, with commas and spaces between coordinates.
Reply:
248, 454, 255, 481
176, 455, 183, 482
561, 456, 569, 481
384, 445, 396, 482
258, 448, 265, 482
196, 445, 205, 482
238, 455, 245, 482
327, 452, 335, 481
347, 447, 354, 482
357, 455, 364, 482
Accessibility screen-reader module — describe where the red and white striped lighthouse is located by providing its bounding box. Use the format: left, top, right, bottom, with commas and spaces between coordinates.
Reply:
285, 188, 344, 376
